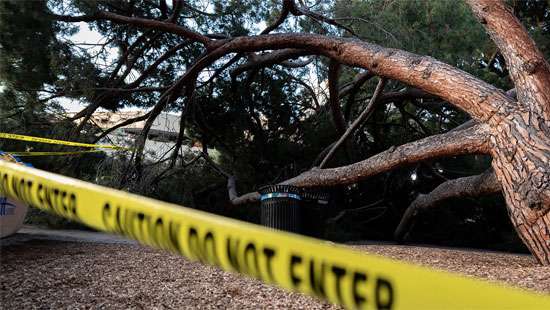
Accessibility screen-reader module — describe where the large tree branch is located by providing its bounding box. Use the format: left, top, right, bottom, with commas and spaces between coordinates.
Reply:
56, 16, 513, 121
394, 169, 501, 241
467, 0, 550, 118
283, 123, 491, 187
192, 33, 512, 121
230, 124, 491, 205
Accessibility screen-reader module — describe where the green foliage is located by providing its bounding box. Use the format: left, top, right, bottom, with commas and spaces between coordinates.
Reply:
513, 0, 550, 59
0, 0, 54, 90
335, 0, 488, 64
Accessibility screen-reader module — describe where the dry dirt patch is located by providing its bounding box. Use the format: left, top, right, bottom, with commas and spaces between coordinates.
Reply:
1, 238, 548, 309
1, 240, 336, 309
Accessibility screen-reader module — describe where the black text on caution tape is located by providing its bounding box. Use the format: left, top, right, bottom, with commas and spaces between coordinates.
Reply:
101, 202, 394, 309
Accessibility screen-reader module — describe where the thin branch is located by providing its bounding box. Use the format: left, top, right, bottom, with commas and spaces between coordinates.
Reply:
108, 30, 156, 82
328, 199, 385, 223
94, 111, 152, 143
377, 88, 439, 104
397, 104, 430, 135
128, 41, 190, 88
287, 0, 356, 36
52, 10, 211, 45
311, 141, 337, 168
181, 0, 217, 17
260, 0, 292, 34
394, 169, 501, 241
333, 17, 399, 45
339, 71, 373, 98
280, 57, 313, 68
93, 86, 168, 93
328, 60, 346, 135
272, 68, 320, 110
169, 0, 183, 22
341, 71, 374, 120
320, 77, 386, 168
159, 0, 168, 19
231, 49, 311, 77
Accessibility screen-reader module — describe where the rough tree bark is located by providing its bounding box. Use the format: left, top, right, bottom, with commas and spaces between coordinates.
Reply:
283, 124, 491, 186
467, 0, 550, 265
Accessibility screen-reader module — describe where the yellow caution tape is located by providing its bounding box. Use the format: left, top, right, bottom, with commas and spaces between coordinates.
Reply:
0, 132, 127, 150
0, 160, 548, 309
6, 150, 104, 157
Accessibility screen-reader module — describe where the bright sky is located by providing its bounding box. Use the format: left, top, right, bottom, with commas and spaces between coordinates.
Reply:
58, 23, 113, 112
56, 12, 315, 114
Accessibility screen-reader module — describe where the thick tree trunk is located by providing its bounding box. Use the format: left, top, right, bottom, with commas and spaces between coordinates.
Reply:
467, 0, 550, 265
490, 114, 550, 264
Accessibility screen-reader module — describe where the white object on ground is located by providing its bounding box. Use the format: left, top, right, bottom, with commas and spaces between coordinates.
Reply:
0, 152, 30, 238
0, 196, 28, 238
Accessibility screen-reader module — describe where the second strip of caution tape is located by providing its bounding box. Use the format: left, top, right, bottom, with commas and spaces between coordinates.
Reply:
0, 132, 127, 150
6, 150, 104, 156
0, 160, 548, 309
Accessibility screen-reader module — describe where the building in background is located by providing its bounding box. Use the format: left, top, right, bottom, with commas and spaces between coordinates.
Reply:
86, 111, 195, 162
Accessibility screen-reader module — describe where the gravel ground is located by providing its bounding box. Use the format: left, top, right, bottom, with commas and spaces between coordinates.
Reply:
1, 232, 549, 309
351, 244, 550, 295
1, 240, 336, 309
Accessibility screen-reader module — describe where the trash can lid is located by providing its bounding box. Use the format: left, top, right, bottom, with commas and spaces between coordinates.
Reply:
258, 184, 302, 195
300, 188, 330, 202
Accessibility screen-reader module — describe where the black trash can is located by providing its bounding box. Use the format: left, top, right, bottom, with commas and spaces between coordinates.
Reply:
259, 185, 302, 233
301, 188, 330, 238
